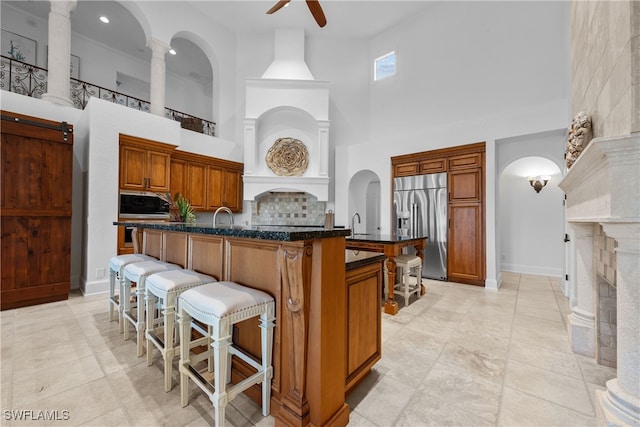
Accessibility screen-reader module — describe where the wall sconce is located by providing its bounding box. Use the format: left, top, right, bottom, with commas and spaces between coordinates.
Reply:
528, 176, 549, 193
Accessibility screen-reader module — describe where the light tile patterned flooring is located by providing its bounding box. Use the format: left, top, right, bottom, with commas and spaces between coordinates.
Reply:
0, 272, 616, 426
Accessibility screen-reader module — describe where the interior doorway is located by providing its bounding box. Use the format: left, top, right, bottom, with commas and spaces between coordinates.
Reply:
348, 170, 381, 234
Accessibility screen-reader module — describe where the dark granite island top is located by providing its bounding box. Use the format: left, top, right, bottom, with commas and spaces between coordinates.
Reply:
113, 220, 354, 426
113, 221, 352, 241
345, 232, 427, 315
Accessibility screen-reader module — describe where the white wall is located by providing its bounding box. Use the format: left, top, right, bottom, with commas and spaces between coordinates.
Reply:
336, 1, 571, 289
368, 1, 570, 140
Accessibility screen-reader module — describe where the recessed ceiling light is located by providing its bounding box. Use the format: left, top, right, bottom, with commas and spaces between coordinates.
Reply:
99, 16, 109, 24
169, 49, 176, 55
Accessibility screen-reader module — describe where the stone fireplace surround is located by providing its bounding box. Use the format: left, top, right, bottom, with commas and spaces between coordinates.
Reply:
559, 133, 639, 426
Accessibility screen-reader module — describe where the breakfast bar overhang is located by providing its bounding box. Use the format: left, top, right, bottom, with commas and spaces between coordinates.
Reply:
114, 221, 353, 427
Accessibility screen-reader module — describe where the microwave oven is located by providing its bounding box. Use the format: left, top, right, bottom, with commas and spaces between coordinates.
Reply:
119, 190, 170, 219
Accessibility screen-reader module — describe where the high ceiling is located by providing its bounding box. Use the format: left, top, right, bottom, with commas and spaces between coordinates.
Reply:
4, 1, 433, 85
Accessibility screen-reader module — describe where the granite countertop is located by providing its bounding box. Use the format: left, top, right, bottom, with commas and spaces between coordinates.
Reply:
345, 249, 385, 271
113, 221, 352, 242
346, 232, 428, 244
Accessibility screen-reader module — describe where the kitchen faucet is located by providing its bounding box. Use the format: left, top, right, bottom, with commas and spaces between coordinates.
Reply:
351, 212, 361, 235
213, 206, 234, 227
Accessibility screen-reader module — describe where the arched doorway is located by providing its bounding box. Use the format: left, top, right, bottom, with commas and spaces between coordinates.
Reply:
348, 170, 381, 234
499, 156, 564, 276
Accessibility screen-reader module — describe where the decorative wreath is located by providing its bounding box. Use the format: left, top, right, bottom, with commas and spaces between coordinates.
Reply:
265, 137, 309, 176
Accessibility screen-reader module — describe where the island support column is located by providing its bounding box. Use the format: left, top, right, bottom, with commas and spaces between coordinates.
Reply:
276, 237, 349, 427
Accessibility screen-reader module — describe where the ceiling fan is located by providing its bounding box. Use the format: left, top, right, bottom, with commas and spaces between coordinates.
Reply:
266, 0, 327, 28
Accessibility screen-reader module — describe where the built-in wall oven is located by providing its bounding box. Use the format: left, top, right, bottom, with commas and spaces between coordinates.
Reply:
118, 191, 171, 254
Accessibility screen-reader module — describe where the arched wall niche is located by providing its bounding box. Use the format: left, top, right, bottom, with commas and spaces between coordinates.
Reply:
256, 106, 319, 177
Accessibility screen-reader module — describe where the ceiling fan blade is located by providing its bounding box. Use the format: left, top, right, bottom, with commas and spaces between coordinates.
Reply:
266, 0, 291, 15
306, 0, 327, 27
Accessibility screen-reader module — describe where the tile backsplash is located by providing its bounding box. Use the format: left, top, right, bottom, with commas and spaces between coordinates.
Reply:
251, 192, 326, 226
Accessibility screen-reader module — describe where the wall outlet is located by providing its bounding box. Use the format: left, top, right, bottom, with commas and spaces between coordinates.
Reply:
96, 267, 105, 278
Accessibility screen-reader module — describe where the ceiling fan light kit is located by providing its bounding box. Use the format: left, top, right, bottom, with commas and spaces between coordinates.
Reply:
266, 0, 327, 28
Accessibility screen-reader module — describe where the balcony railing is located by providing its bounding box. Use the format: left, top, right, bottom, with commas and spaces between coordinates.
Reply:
0, 55, 216, 137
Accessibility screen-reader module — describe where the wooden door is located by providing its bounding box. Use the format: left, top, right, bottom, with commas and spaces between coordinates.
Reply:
119, 144, 147, 190
206, 165, 223, 209
146, 150, 171, 192
223, 168, 242, 211
447, 204, 483, 285
187, 162, 207, 210
170, 157, 187, 201
1, 111, 73, 309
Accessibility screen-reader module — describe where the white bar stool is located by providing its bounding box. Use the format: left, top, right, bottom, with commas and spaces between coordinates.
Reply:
178, 281, 275, 426
109, 253, 157, 332
387, 254, 423, 307
122, 260, 181, 356
145, 269, 217, 392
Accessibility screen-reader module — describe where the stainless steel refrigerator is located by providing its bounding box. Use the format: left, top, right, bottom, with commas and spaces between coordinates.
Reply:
393, 172, 448, 280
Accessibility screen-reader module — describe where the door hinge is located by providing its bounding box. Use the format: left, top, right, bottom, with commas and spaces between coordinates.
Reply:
564, 233, 570, 243
565, 274, 569, 281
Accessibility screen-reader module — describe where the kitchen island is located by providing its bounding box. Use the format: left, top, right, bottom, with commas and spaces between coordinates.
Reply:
113, 221, 362, 427
346, 233, 427, 315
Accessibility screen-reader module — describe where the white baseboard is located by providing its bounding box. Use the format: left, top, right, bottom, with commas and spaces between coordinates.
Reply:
501, 263, 563, 277
80, 277, 110, 295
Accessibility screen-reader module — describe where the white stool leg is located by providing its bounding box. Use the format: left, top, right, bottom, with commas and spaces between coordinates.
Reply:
416, 264, 423, 299
179, 308, 192, 408
145, 290, 156, 367
109, 269, 117, 322
136, 278, 146, 357
213, 321, 231, 427
208, 325, 214, 373
118, 272, 125, 333
404, 265, 411, 306
260, 304, 275, 416
123, 277, 132, 341
163, 298, 176, 392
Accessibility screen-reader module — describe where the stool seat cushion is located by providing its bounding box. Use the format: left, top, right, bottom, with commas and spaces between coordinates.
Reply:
146, 270, 216, 296
394, 254, 422, 268
124, 260, 180, 278
179, 281, 273, 322
110, 254, 156, 271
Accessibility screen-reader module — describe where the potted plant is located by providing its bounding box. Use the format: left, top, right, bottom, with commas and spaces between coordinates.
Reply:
171, 193, 196, 223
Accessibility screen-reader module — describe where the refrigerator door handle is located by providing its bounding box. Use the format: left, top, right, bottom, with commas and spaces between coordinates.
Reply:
411, 202, 418, 237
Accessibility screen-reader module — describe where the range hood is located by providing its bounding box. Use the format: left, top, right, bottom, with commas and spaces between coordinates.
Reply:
243, 28, 330, 202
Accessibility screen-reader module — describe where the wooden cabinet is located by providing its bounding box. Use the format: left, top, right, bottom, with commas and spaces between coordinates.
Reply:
170, 152, 243, 213
206, 166, 243, 212
345, 258, 383, 393
420, 157, 446, 174
448, 204, 484, 285
449, 168, 482, 202
391, 142, 485, 286
1, 111, 73, 310
393, 161, 419, 177
119, 135, 174, 192
447, 151, 485, 286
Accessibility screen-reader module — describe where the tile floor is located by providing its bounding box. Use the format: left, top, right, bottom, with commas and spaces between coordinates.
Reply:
0, 272, 616, 426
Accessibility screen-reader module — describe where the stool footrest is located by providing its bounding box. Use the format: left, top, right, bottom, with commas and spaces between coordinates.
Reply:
186, 364, 216, 394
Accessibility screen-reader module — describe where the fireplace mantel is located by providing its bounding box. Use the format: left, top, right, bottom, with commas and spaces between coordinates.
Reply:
559, 134, 640, 223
